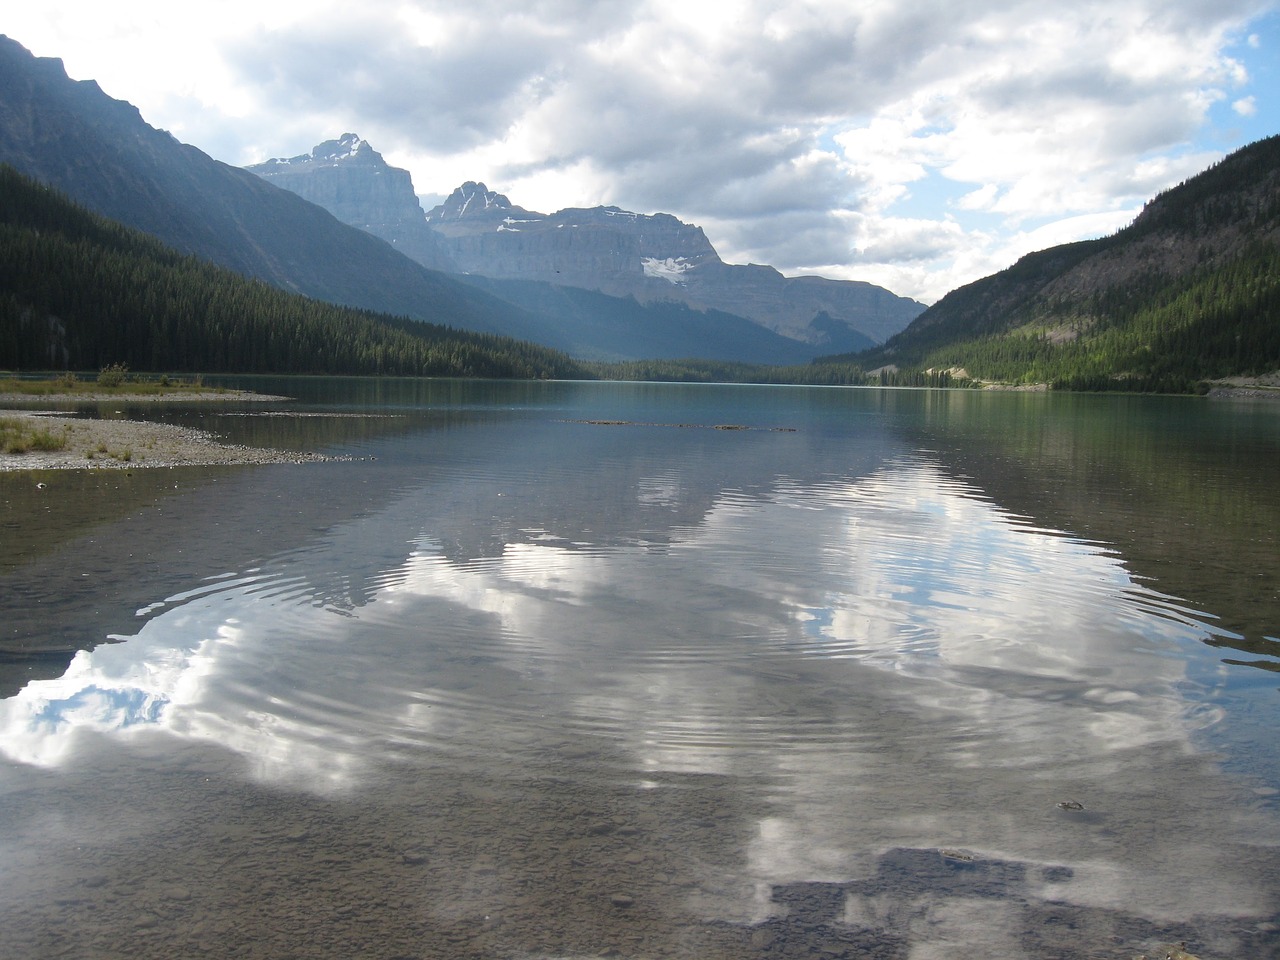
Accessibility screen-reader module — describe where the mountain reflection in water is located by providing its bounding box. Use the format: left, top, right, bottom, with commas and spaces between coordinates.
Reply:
0, 382, 1277, 960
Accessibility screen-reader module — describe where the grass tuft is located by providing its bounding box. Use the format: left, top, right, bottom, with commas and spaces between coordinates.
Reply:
0, 417, 69, 454
0, 372, 218, 396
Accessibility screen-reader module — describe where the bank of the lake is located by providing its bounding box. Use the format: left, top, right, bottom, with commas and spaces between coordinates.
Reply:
0, 409, 346, 470
0, 389, 341, 470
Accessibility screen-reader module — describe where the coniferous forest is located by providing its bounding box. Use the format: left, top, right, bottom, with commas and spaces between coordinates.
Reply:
3, 127, 1279, 392
0, 166, 590, 380
838, 135, 1280, 392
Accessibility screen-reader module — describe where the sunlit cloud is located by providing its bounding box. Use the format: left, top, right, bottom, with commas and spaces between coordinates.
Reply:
1, 453, 1271, 927
3, 1, 1276, 303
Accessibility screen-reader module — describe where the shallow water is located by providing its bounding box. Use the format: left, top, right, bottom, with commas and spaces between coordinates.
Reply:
1, 380, 1278, 959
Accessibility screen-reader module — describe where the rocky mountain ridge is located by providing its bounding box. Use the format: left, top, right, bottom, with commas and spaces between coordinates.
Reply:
245, 137, 924, 348
425, 181, 721, 283
246, 135, 457, 272
0, 36, 529, 335
423, 180, 923, 347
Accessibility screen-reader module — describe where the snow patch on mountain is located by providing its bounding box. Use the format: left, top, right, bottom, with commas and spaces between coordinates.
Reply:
256, 132, 370, 168
642, 257, 695, 284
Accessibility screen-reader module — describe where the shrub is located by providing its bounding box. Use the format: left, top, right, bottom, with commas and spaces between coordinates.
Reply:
97, 363, 129, 388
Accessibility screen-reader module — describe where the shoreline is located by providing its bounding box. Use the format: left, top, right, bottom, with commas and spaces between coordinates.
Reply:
0, 399, 343, 471
0, 388, 290, 405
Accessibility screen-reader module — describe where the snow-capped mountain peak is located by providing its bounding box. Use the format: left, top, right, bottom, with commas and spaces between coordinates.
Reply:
427, 181, 522, 222
255, 133, 378, 170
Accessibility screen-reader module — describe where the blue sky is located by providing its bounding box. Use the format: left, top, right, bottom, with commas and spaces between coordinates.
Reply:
6, 1, 1278, 303
1217, 9, 1280, 142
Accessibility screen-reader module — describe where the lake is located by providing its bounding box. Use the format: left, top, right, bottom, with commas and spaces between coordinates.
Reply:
1, 379, 1278, 959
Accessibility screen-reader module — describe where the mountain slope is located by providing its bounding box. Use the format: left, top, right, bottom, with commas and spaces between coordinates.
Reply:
424, 181, 924, 347
0, 165, 587, 378
245, 134, 458, 273
844, 135, 1280, 390
243, 138, 873, 362
0, 36, 540, 336
456, 275, 863, 363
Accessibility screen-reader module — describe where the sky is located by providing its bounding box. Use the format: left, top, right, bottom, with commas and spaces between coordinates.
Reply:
6, 1, 1279, 304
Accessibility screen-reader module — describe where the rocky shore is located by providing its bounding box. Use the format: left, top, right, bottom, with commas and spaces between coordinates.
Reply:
0, 408, 339, 471
1205, 372, 1280, 400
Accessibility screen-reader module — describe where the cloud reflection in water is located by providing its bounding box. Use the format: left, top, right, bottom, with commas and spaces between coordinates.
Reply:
0, 457, 1274, 933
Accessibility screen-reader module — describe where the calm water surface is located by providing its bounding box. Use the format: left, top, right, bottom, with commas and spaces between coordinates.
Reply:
1, 380, 1278, 959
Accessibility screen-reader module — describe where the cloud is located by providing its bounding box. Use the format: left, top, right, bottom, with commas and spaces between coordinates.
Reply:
6, 453, 1270, 925
6, 0, 1275, 303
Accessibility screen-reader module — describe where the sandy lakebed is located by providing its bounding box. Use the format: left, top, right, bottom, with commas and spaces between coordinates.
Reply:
0, 390, 343, 471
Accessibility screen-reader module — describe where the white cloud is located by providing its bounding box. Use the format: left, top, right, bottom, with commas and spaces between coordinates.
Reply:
4, 0, 1275, 303
5, 456, 1271, 925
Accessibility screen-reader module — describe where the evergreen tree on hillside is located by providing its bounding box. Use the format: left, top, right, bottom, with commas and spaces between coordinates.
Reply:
829, 134, 1280, 391
0, 166, 591, 380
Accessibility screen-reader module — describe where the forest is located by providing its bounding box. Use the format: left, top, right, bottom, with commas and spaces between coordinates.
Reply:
838, 135, 1280, 393
832, 243, 1280, 393
4, 131, 1277, 394
0, 166, 590, 381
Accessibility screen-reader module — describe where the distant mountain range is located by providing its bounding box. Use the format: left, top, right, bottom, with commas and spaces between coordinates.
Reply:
0, 36, 916, 364
838, 134, 1280, 391
420, 179, 922, 346
2, 30, 1274, 388
0, 37, 532, 339
246, 135, 925, 353
0, 165, 588, 379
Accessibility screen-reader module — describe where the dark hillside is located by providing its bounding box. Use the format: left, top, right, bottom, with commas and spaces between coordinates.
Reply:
0, 166, 589, 379
0, 36, 545, 337
457, 276, 840, 364
839, 135, 1280, 391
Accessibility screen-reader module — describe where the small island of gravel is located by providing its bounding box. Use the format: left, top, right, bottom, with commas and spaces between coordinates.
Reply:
0, 384, 343, 471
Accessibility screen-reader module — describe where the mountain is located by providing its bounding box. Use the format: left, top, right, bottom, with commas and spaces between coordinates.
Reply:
0, 164, 588, 379
0, 35, 539, 337
244, 138, 834, 360
240, 131, 923, 351
0, 30, 883, 369
424, 181, 924, 347
456, 275, 855, 363
244, 134, 457, 273
242, 135, 882, 361
843, 135, 1280, 391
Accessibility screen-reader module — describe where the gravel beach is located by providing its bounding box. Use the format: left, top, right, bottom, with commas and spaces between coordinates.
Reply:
0, 402, 339, 471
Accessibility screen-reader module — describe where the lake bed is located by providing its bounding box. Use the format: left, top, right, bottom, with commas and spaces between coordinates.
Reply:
2, 380, 1277, 959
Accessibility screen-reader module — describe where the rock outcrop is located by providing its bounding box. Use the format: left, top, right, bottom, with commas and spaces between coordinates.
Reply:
240, 131, 926, 353
246, 134, 456, 272
426, 182, 924, 346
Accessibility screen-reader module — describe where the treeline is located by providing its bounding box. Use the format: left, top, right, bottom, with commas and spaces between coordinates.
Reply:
0, 165, 591, 380
587, 357, 870, 385
829, 135, 1280, 393
859, 242, 1280, 392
